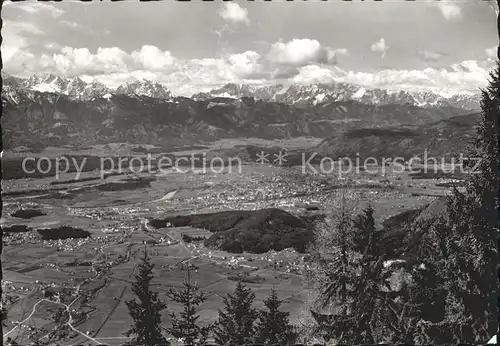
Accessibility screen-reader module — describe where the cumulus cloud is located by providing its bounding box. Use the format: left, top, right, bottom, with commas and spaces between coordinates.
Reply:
437, 2, 462, 21
218, 3, 249, 25
48, 47, 132, 75
267, 39, 321, 66
131, 45, 176, 70
25, 45, 176, 76
370, 38, 389, 58
226, 51, 263, 78
267, 39, 347, 67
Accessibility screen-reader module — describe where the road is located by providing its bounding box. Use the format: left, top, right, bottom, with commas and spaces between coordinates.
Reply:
4, 297, 100, 345
4, 265, 101, 345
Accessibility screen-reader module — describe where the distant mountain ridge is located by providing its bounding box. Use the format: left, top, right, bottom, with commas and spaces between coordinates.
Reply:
2, 91, 472, 152
3, 73, 481, 110
1, 73, 479, 156
193, 82, 481, 111
3, 73, 174, 102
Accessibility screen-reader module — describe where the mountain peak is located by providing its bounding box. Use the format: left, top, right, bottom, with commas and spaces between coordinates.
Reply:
4, 74, 174, 100
115, 79, 173, 99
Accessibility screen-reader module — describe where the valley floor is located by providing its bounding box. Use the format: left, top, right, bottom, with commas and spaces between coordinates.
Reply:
1, 143, 461, 345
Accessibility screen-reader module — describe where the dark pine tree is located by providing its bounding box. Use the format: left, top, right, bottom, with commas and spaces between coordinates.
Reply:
166, 266, 213, 346
312, 203, 390, 344
255, 288, 297, 345
308, 191, 358, 342
414, 63, 500, 343
351, 204, 379, 258
311, 190, 355, 310
124, 248, 169, 346
213, 280, 258, 345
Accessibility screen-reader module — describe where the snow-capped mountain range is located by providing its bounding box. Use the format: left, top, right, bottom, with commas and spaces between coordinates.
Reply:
3, 73, 174, 102
192, 82, 482, 110
2, 72, 479, 153
2, 73, 481, 110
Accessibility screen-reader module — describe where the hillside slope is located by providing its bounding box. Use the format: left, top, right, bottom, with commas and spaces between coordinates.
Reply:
315, 112, 480, 159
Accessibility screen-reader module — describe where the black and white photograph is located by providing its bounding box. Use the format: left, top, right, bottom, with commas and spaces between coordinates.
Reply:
1, 0, 500, 345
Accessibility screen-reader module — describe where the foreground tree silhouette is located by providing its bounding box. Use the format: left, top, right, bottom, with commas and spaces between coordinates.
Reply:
310, 202, 393, 343
350, 205, 389, 343
213, 280, 258, 345
166, 266, 213, 346
413, 65, 500, 343
124, 248, 169, 346
310, 192, 354, 306
255, 288, 297, 345
307, 193, 357, 342
351, 204, 379, 257
339, 205, 389, 343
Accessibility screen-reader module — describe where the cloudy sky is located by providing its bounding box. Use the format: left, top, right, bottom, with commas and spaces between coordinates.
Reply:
2, 0, 499, 96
